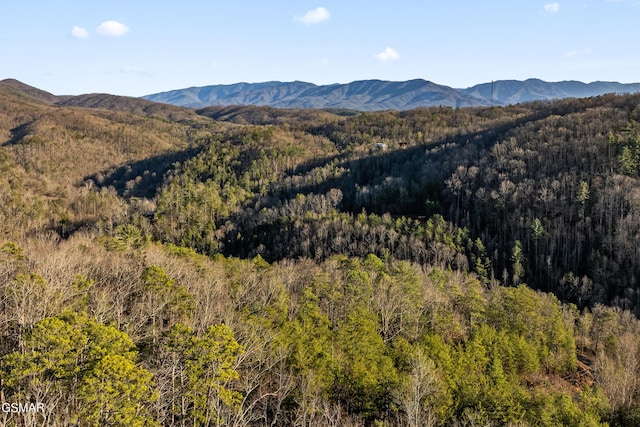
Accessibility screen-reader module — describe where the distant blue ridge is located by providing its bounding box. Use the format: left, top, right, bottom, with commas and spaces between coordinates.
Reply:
142, 79, 640, 111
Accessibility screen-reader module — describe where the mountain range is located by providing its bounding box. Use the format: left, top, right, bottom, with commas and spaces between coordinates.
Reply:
4, 76, 640, 113
143, 78, 640, 111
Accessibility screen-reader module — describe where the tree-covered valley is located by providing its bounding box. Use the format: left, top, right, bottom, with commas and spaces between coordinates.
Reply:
2, 78, 640, 426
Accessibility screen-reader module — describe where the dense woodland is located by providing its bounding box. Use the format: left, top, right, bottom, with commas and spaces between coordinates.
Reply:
2, 79, 640, 426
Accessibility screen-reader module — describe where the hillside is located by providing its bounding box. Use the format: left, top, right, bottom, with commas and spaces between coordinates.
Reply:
150, 94, 640, 313
0, 79, 217, 236
3, 80, 640, 426
56, 92, 203, 122
143, 78, 640, 110
0, 78, 60, 103
196, 104, 351, 125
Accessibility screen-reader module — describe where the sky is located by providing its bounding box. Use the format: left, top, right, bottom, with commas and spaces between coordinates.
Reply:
1, 1, 639, 97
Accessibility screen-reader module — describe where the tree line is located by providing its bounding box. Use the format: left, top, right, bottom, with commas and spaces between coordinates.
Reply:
2, 239, 636, 426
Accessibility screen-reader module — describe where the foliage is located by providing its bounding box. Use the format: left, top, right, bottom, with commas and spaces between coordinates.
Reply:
162, 323, 244, 426
1, 311, 158, 426
4, 84, 640, 426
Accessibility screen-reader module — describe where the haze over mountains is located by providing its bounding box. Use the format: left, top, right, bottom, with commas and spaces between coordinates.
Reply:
143, 78, 640, 111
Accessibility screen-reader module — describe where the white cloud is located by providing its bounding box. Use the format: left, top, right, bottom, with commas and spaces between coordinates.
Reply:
71, 26, 89, 39
565, 47, 593, 57
120, 65, 152, 77
374, 47, 400, 62
544, 2, 560, 13
296, 7, 330, 24
97, 21, 130, 36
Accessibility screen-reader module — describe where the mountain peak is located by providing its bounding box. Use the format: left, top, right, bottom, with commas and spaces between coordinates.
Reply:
0, 78, 60, 104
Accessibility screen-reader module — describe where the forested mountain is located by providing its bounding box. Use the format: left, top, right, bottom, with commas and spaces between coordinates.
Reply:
0, 78, 60, 103
143, 78, 640, 110
143, 79, 489, 110
462, 79, 640, 105
3, 79, 640, 426
56, 92, 203, 122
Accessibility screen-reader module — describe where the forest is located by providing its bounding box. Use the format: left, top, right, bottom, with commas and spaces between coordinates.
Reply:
2, 79, 640, 426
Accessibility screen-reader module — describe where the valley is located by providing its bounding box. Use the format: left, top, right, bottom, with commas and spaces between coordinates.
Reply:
1, 78, 640, 426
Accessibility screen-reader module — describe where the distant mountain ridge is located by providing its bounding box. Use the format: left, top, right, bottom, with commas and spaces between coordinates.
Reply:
462, 79, 640, 105
143, 78, 640, 111
143, 79, 488, 110
3, 77, 640, 112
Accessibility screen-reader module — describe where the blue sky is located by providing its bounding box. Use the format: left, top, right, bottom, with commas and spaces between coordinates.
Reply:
1, 1, 639, 96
